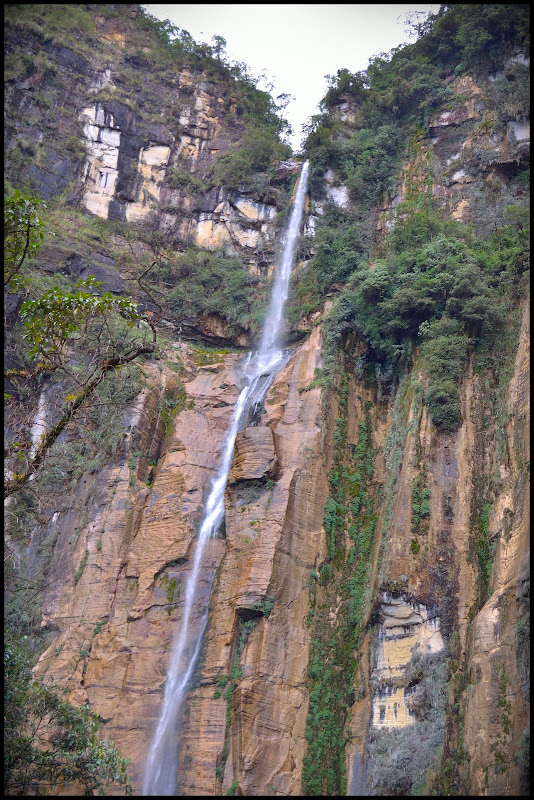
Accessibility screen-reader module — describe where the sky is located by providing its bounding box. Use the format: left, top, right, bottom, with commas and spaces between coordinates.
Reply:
143, 4, 441, 152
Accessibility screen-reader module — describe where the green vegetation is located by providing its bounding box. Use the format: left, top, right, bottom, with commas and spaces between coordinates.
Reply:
213, 127, 291, 190
404, 4, 529, 76
299, 8, 529, 795
158, 573, 180, 615
4, 192, 156, 498
165, 247, 269, 337
290, 4, 529, 432
3, 5, 531, 796
74, 549, 89, 585
475, 502, 493, 593
5, 638, 131, 795
133, 10, 292, 137
4, 188, 152, 793
4, 190, 46, 291
298, 200, 528, 429
411, 463, 431, 535
303, 393, 376, 795
93, 619, 108, 637
253, 595, 276, 618
166, 167, 208, 194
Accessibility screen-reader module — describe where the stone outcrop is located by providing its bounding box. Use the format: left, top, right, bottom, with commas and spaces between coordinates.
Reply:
460, 297, 530, 796
4, 14, 286, 275
371, 597, 444, 729
228, 426, 277, 482
377, 68, 530, 237
178, 326, 326, 796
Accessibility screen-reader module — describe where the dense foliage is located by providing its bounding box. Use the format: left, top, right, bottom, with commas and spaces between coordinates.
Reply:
5, 638, 131, 795
213, 126, 291, 190
407, 4, 530, 75
320, 204, 528, 428
4, 190, 46, 291
165, 247, 268, 335
291, 3, 530, 431
4, 192, 156, 498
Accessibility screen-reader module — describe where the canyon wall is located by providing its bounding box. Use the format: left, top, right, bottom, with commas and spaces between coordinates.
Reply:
5, 5, 529, 797
31, 296, 529, 796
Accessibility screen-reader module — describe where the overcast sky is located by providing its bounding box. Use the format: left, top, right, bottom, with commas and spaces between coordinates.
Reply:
143, 4, 441, 152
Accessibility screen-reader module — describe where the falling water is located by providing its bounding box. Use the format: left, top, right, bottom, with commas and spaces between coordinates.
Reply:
143, 160, 309, 795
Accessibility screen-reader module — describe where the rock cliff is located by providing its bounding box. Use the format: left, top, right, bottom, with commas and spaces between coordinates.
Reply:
4, 4, 529, 797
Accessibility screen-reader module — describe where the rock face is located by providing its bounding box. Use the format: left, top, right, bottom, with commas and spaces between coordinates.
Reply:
4, 11, 286, 275
377, 70, 530, 236
31, 295, 528, 796
180, 327, 326, 796
80, 104, 122, 218
228, 426, 277, 482
33, 328, 327, 796
6, 9, 529, 798
460, 298, 530, 796
75, 78, 281, 262
371, 597, 444, 729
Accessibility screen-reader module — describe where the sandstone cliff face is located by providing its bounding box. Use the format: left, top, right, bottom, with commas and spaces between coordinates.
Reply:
356, 300, 529, 796
34, 328, 327, 795
7, 9, 529, 798
33, 294, 528, 796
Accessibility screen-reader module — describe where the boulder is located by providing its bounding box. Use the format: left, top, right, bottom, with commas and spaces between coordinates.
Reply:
229, 426, 277, 482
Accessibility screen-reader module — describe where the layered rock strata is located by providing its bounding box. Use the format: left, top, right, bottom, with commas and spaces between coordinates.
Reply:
371, 597, 444, 729
178, 326, 327, 796
34, 327, 327, 796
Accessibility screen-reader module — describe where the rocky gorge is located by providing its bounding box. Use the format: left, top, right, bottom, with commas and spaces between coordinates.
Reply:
4, 4, 530, 797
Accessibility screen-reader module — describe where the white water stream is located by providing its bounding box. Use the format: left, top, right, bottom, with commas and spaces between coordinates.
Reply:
143, 160, 309, 795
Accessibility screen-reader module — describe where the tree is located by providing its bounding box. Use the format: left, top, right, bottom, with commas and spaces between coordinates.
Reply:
4, 638, 132, 795
4, 192, 157, 498
4, 190, 46, 292
211, 34, 227, 62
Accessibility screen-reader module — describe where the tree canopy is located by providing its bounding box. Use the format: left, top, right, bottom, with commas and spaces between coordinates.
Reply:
5, 638, 132, 796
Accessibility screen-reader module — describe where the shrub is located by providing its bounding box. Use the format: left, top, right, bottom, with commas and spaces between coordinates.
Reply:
74, 550, 89, 584
167, 248, 266, 335
420, 318, 470, 382
4, 639, 131, 795
367, 653, 447, 795
213, 127, 290, 189
425, 380, 462, 432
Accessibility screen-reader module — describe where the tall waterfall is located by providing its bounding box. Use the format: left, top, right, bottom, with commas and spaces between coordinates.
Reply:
143, 160, 309, 795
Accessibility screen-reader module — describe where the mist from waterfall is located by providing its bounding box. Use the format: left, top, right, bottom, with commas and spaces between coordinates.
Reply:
143, 160, 309, 795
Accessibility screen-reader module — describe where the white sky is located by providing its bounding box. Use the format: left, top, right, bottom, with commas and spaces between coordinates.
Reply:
143, 4, 441, 152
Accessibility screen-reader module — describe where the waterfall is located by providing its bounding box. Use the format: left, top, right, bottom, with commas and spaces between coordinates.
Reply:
143, 160, 309, 795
